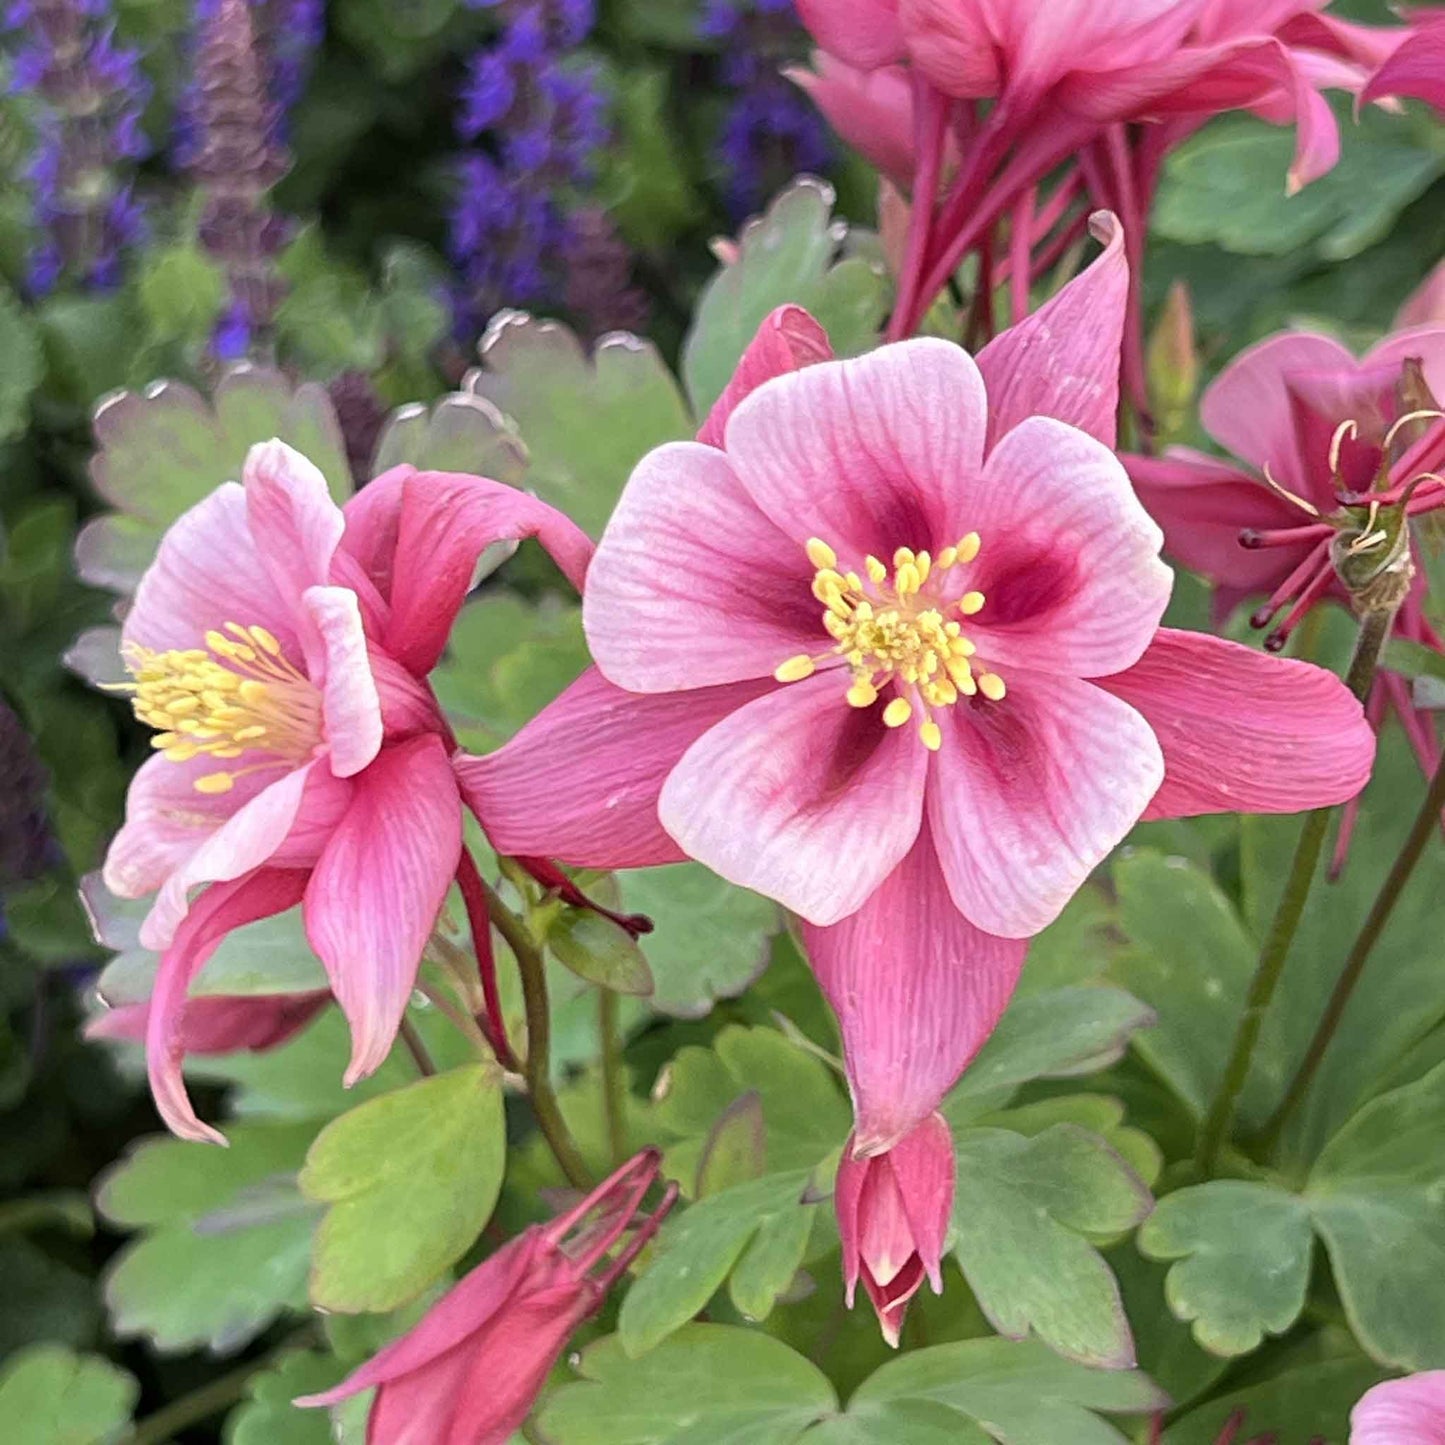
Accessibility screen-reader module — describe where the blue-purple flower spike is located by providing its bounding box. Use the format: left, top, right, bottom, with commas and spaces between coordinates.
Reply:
5, 0, 151, 294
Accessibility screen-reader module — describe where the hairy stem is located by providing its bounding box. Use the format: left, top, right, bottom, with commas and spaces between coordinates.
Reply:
481, 877, 593, 1190
1260, 745, 1445, 1152
1194, 605, 1395, 1176
599, 988, 627, 1168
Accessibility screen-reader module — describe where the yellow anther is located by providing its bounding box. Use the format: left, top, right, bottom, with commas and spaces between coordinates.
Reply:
919, 720, 942, 751
865, 555, 887, 584
914, 552, 931, 584
978, 672, 1007, 701
950, 636, 976, 657
806, 537, 838, 570
250, 626, 282, 655
883, 697, 913, 728
846, 680, 878, 708
893, 547, 915, 570
956, 532, 981, 563
194, 772, 236, 795
959, 591, 985, 615
774, 654, 816, 683
936, 546, 957, 569
895, 562, 921, 596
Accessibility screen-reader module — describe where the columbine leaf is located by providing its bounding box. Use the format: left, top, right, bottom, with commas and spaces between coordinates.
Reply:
467, 314, 693, 536
300, 1062, 506, 1313
1139, 1180, 1314, 1357
540, 1325, 838, 1444
0, 283, 43, 443
367, 391, 527, 482
950, 1125, 1152, 1369
0, 1345, 137, 1445
225, 1350, 348, 1445
97, 1124, 318, 1353
682, 178, 891, 416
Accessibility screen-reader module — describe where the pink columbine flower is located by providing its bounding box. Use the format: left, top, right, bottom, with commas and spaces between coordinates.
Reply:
86, 989, 328, 1055
101, 439, 591, 1142
297, 1150, 676, 1445
1399, 260, 1445, 330
1123, 328, 1445, 872
1362, 9, 1445, 115
462, 217, 1376, 1154
835, 1113, 953, 1345
1352, 1372, 1445, 1443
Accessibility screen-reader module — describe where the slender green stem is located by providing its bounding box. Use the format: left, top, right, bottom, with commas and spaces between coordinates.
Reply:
398, 1015, 436, 1076
481, 877, 593, 1190
128, 1330, 316, 1444
599, 988, 627, 1168
1194, 605, 1396, 1177
1260, 747, 1445, 1152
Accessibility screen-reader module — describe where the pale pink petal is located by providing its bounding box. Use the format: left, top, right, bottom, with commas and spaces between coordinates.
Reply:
454, 666, 776, 869
243, 439, 345, 614
696, 304, 833, 448
794, 0, 904, 71
302, 585, 383, 777
976, 214, 1128, 450
928, 672, 1164, 938
146, 869, 311, 1143
1352, 1372, 1445, 1444
1364, 325, 1445, 425
1200, 331, 1357, 493
787, 59, 921, 190
138, 760, 348, 950
1095, 629, 1375, 819
303, 735, 462, 1086
584, 442, 819, 692
660, 672, 929, 926
123, 483, 297, 657
1362, 20, 1445, 113
722, 339, 989, 570
1123, 448, 1307, 597
368, 1349, 475, 1445
895, 0, 1002, 97
963, 417, 1171, 678
803, 827, 1025, 1151
340, 468, 594, 676
1396, 261, 1445, 330
888, 1113, 954, 1291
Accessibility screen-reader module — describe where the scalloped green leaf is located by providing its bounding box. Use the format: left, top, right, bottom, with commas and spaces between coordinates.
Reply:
467, 314, 693, 536
1139, 1180, 1314, 1357
225, 1350, 349, 1445
0, 1345, 137, 1445
541, 1325, 838, 1443
368, 391, 527, 482
950, 1125, 1152, 1369
682, 178, 891, 417
300, 1063, 506, 1313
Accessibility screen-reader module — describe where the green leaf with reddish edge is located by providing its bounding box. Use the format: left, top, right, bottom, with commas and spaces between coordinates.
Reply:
0, 1345, 137, 1445
1139, 1180, 1314, 1358
546, 908, 654, 996
681, 177, 891, 417
368, 390, 527, 482
949, 1125, 1152, 1369
97, 1123, 318, 1353
300, 1062, 506, 1313
840, 1337, 1169, 1445
981, 1094, 1161, 1189
466, 314, 693, 536
694, 1091, 767, 1199
540, 1325, 838, 1444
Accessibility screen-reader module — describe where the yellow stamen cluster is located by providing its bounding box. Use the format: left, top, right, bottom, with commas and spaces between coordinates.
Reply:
775, 535, 1006, 750
121, 623, 321, 795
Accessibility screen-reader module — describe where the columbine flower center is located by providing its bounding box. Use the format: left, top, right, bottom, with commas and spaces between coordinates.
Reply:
773, 536, 1005, 752
122, 623, 322, 794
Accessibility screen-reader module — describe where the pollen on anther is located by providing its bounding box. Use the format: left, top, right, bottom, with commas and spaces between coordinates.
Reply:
959, 591, 985, 615
882, 697, 913, 728
919, 720, 942, 751
194, 772, 236, 795
978, 672, 1006, 701
774, 654, 816, 683
846, 680, 878, 708
805, 537, 837, 570
956, 532, 981, 563
865, 555, 887, 583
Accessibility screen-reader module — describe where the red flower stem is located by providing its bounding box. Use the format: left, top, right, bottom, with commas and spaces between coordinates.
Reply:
1259, 742, 1445, 1156
887, 74, 951, 343
480, 873, 593, 1190
456, 848, 519, 1072
1195, 603, 1397, 1177
1008, 185, 1035, 324
398, 1016, 436, 1076
513, 855, 652, 937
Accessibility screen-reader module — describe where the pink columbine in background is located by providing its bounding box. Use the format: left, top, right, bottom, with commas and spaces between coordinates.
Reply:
1363, 9, 1445, 116
101, 438, 591, 1142
463, 216, 1376, 1177
1123, 327, 1445, 872
298, 1150, 675, 1445
1352, 1372, 1445, 1443
836, 1113, 953, 1345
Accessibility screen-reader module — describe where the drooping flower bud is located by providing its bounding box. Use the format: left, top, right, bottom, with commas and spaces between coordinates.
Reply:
835, 1113, 953, 1347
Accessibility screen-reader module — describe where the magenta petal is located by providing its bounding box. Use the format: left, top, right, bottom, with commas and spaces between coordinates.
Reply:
660, 672, 929, 926
788, 59, 923, 190
695, 305, 833, 448
965, 416, 1171, 678
976, 213, 1128, 450
794, 0, 903, 71
584, 442, 820, 692
243, 440, 346, 616
803, 826, 1026, 1150
146, 869, 311, 1143
303, 735, 462, 1085
1362, 19, 1445, 113
928, 673, 1163, 938
722, 339, 989, 567
89, 992, 327, 1055
1351, 1372, 1445, 1444
888, 1114, 954, 1291
302, 585, 383, 778
455, 666, 776, 869
1095, 629, 1375, 820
